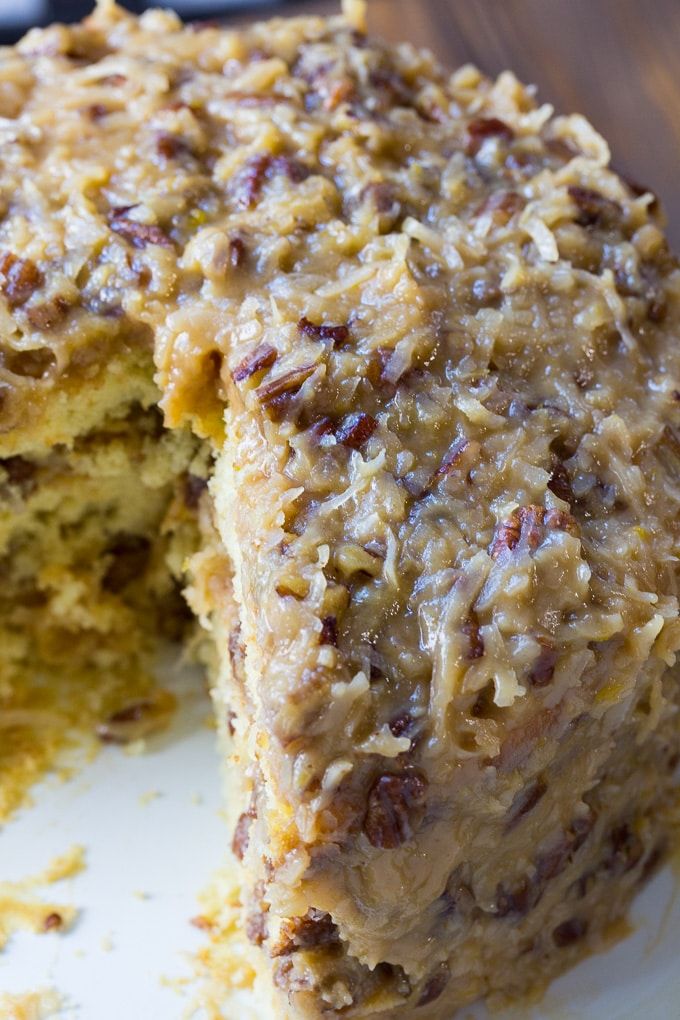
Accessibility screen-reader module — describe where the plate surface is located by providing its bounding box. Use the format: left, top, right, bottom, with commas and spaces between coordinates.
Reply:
1, 663, 678, 1019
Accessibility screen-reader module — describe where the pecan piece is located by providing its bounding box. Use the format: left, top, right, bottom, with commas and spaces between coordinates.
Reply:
528, 638, 558, 688
0, 253, 44, 308
229, 236, 246, 268
271, 909, 339, 957
490, 510, 522, 558
505, 777, 547, 832
474, 189, 524, 222
430, 438, 470, 486
490, 505, 577, 558
109, 211, 173, 249
246, 910, 268, 946
257, 363, 316, 410
236, 153, 310, 209
552, 917, 587, 947
335, 411, 378, 450
567, 185, 621, 228
547, 462, 573, 502
417, 962, 450, 1006
6, 347, 56, 379
461, 612, 484, 660
232, 803, 256, 861
466, 117, 514, 156
156, 133, 192, 160
389, 711, 414, 738
494, 876, 533, 917
43, 912, 63, 932
232, 343, 277, 383
364, 769, 428, 849
604, 823, 644, 876
298, 316, 349, 346
544, 507, 578, 535
26, 296, 69, 331
319, 615, 338, 646
96, 689, 176, 744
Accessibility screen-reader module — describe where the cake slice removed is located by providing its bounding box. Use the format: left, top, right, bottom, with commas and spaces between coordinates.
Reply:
1, 1, 679, 1016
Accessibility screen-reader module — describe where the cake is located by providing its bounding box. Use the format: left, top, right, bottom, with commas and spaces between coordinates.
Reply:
2, 1, 680, 1016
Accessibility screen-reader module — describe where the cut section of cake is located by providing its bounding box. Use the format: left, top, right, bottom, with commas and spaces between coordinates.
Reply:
1, 1, 680, 1017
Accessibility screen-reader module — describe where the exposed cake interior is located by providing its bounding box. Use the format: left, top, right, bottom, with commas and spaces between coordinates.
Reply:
1, 3, 680, 1019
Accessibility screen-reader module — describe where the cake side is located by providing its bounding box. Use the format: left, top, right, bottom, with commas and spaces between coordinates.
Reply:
198, 8, 680, 1019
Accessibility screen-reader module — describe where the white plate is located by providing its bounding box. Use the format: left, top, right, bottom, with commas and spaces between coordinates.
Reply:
1, 662, 678, 1019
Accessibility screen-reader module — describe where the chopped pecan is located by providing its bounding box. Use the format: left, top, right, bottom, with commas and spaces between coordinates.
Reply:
417, 962, 450, 1006
5, 347, 56, 378
389, 711, 414, 738
298, 316, 349, 346
98, 73, 127, 86
96, 689, 176, 744
494, 877, 533, 917
461, 612, 484, 660
474, 189, 524, 222
246, 910, 267, 946
232, 343, 277, 383
364, 769, 428, 849
362, 180, 399, 215
271, 909, 339, 957
466, 117, 514, 156
335, 411, 378, 450
544, 507, 578, 534
109, 211, 173, 249
26, 296, 69, 331
647, 294, 667, 322
552, 917, 587, 947
229, 236, 246, 268
319, 615, 338, 646
430, 438, 470, 486
528, 638, 558, 688
257, 363, 316, 410
228, 626, 246, 684
536, 810, 596, 883
43, 912, 63, 932
506, 777, 547, 831
156, 133, 192, 160
87, 103, 108, 121
366, 346, 393, 386
369, 67, 413, 108
232, 803, 256, 861
0, 253, 44, 308
567, 185, 622, 228
490, 505, 577, 558
603, 823, 644, 876
236, 153, 310, 209
490, 510, 522, 558
547, 462, 573, 502
305, 415, 334, 443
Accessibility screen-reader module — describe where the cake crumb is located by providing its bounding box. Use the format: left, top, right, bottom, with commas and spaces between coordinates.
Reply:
0, 846, 84, 949
0, 989, 62, 1020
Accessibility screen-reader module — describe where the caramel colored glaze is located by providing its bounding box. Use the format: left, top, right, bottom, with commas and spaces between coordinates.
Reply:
1, 2, 680, 1017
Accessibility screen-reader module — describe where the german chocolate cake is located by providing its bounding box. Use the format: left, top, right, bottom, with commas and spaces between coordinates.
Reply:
2, 2, 679, 1016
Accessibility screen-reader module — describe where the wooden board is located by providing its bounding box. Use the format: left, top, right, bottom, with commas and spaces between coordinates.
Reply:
244, 0, 680, 247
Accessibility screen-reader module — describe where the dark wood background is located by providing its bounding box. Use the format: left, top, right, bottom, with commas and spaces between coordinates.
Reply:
231, 0, 680, 249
